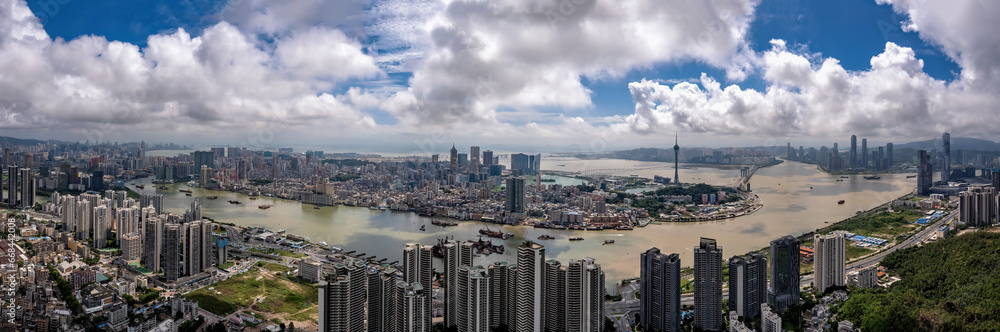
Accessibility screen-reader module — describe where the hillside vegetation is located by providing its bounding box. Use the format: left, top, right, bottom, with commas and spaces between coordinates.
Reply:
840, 231, 1000, 331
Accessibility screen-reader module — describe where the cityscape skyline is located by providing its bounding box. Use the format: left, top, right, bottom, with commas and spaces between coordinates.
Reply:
3, 0, 1000, 330
0, 128, 990, 331
3, 133, 991, 159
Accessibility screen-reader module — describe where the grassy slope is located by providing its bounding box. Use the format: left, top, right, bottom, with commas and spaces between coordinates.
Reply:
184, 267, 317, 317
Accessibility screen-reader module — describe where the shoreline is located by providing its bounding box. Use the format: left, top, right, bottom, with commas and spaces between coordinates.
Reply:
119, 170, 920, 289
652, 192, 764, 223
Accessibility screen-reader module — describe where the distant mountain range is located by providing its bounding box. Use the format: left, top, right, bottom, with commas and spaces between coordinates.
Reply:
1, 134, 998, 154
895, 136, 1000, 152
0, 136, 57, 146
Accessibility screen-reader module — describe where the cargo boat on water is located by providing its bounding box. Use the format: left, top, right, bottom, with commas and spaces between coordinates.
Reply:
479, 227, 514, 240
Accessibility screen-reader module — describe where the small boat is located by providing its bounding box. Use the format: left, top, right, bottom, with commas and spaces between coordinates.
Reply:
276, 229, 285, 234
179, 189, 192, 193
249, 196, 258, 200
604, 239, 615, 245
185, 193, 192, 196
206, 196, 219, 199
838, 200, 845, 204
569, 237, 584, 241
840, 176, 849, 178
313, 206, 321, 209
319, 241, 328, 246
258, 205, 272, 209
810, 187, 813, 189
420, 225, 426, 231
906, 175, 917, 178
228, 200, 242, 204
136, 185, 145, 189
537, 235, 555, 240
836, 179, 844, 182
863, 175, 881, 180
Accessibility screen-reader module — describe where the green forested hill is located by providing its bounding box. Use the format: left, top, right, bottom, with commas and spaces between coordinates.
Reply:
840, 231, 1000, 331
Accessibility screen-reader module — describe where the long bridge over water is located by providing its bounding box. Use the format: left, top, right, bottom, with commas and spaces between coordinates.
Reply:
732, 164, 760, 191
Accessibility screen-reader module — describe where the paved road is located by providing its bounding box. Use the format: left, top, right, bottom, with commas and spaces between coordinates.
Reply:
605, 209, 954, 332
846, 210, 952, 273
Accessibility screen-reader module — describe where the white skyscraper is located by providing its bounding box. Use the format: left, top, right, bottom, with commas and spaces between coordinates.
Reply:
115, 207, 138, 247
458, 265, 490, 332
761, 304, 783, 332
76, 199, 91, 242
813, 232, 846, 292
93, 205, 110, 249
140, 192, 163, 214
566, 257, 605, 332
184, 220, 212, 275
121, 233, 141, 263
397, 281, 429, 332
404, 243, 433, 331
444, 240, 475, 328
516, 241, 545, 332
61, 196, 77, 234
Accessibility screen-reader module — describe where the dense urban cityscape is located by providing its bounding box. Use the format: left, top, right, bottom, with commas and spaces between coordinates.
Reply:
2, 130, 999, 331
4, 0, 1000, 331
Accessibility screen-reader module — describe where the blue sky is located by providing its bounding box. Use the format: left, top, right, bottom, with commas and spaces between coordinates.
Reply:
29, 0, 222, 46
4, 0, 996, 149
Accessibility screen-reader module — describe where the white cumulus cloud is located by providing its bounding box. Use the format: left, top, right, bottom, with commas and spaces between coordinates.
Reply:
0, 0, 382, 143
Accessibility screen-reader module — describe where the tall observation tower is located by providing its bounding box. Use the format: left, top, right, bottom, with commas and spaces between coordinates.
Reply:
673, 134, 680, 184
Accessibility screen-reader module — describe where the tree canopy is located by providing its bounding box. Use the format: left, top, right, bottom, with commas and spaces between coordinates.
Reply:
840, 231, 1000, 331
